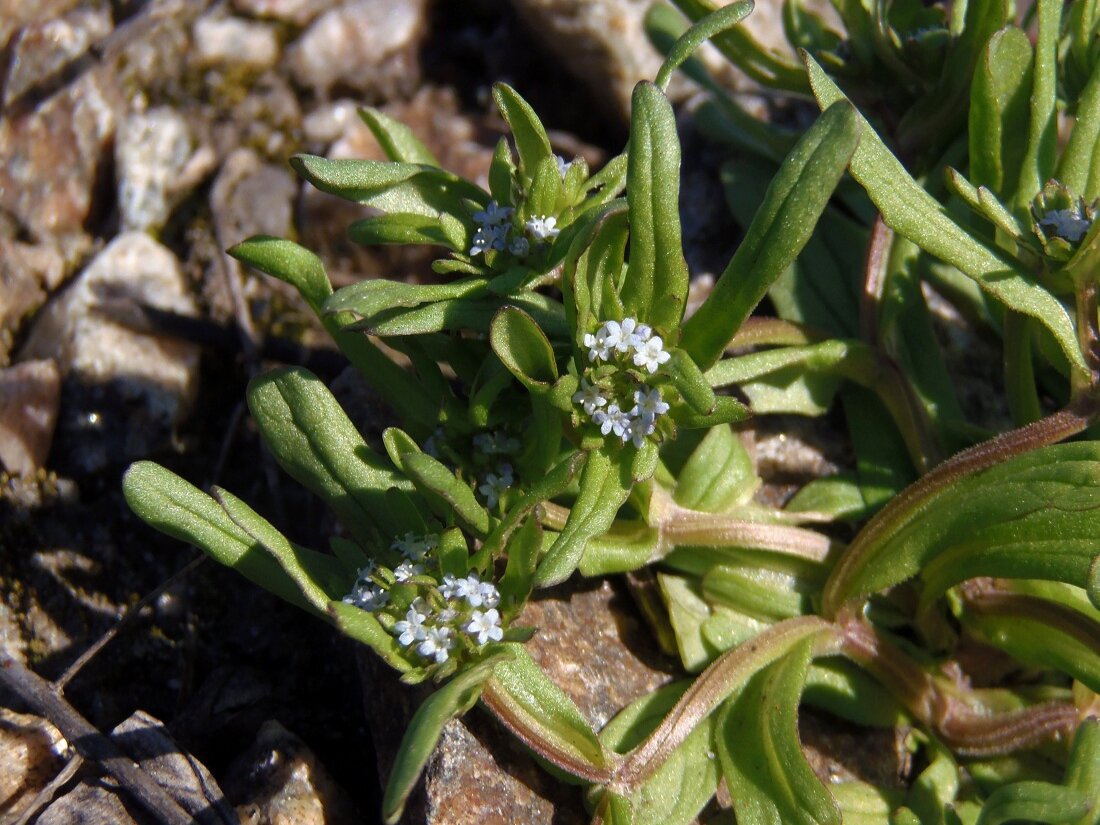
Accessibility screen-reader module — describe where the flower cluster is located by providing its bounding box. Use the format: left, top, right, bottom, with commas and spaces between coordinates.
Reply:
583, 317, 670, 373
341, 531, 506, 666
574, 317, 673, 448
469, 200, 560, 258
390, 573, 504, 664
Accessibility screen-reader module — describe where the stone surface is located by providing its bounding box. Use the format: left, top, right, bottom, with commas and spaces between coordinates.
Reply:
0, 65, 123, 263
193, 13, 280, 70
0, 240, 65, 364
19, 232, 200, 474
116, 106, 217, 233
2, 4, 113, 108
508, 0, 667, 123
286, 0, 427, 98
0, 708, 67, 822
360, 577, 679, 824
232, 0, 335, 26
0, 359, 61, 476
39, 711, 238, 825
223, 720, 360, 825
211, 148, 298, 248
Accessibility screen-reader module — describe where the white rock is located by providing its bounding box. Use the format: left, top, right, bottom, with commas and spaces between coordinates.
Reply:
286, 0, 426, 94
192, 13, 280, 69
116, 107, 215, 233
19, 233, 200, 435
231, 0, 335, 26
0, 359, 60, 476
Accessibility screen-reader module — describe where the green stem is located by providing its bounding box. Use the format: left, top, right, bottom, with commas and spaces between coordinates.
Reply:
1003, 311, 1042, 425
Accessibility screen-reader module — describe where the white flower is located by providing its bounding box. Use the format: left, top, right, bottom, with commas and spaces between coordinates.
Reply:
626, 415, 655, 448
437, 607, 459, 624
470, 223, 508, 256
1040, 208, 1092, 243
440, 573, 462, 600
342, 581, 389, 612
393, 604, 428, 646
478, 463, 514, 509
393, 560, 424, 582
509, 235, 530, 256
584, 327, 614, 362
477, 580, 500, 608
632, 335, 671, 374
417, 626, 455, 663
525, 215, 560, 241
555, 155, 573, 178
353, 561, 377, 582
600, 320, 625, 352
615, 318, 644, 353
631, 387, 670, 424
594, 403, 631, 438
572, 379, 608, 416
465, 608, 504, 646
473, 200, 514, 226
463, 573, 488, 607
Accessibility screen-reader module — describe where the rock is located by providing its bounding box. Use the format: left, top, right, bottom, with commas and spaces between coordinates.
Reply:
103, 0, 204, 101
232, 0, 335, 27
359, 577, 678, 824
0, 0, 84, 54
193, 13, 280, 70
212, 148, 298, 247
0, 708, 67, 821
118, 106, 216, 234
286, 0, 427, 99
507, 0, 666, 123
0, 65, 123, 264
2, 4, 113, 108
223, 720, 360, 825
18, 232, 200, 474
0, 240, 65, 364
0, 359, 61, 476
116, 106, 216, 233
39, 711, 237, 825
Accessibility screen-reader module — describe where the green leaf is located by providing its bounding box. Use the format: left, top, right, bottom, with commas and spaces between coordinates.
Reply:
533, 450, 633, 587
123, 462, 317, 613
717, 637, 842, 825
803, 53, 1089, 382
326, 277, 488, 323
973, 781, 1089, 825
328, 600, 415, 673
565, 205, 629, 364
672, 0, 811, 92
1065, 719, 1100, 825
681, 100, 861, 368
402, 452, 491, 537
621, 81, 690, 333
674, 424, 758, 512
1014, 0, 1061, 209
968, 26, 1033, 200
492, 83, 552, 180
229, 236, 437, 433
383, 653, 510, 824
904, 735, 960, 825
228, 235, 437, 433
702, 564, 814, 622
600, 682, 720, 825
358, 106, 440, 166
1057, 63, 1100, 200
291, 154, 487, 215
482, 644, 611, 781
347, 213, 465, 250
664, 348, 715, 414
802, 657, 906, 728
490, 307, 559, 390
653, 0, 753, 91
213, 487, 345, 613
961, 591, 1100, 694
578, 521, 660, 576
247, 367, 409, 543
497, 515, 542, 616
526, 155, 563, 218
785, 474, 872, 521
825, 441, 1100, 612
671, 395, 751, 429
